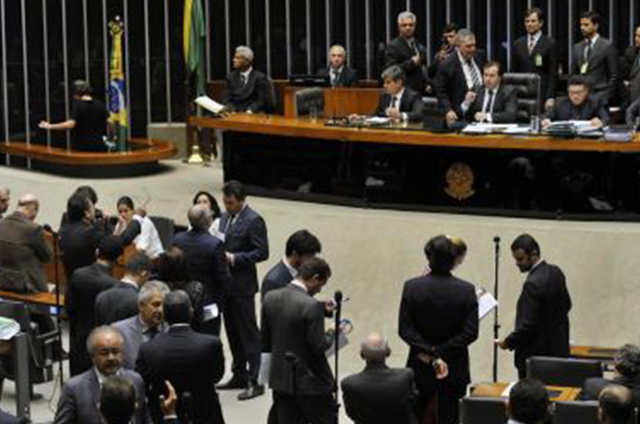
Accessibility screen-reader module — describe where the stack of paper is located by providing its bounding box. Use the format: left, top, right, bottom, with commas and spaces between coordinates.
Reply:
0, 317, 20, 340
194, 96, 226, 114
462, 123, 519, 134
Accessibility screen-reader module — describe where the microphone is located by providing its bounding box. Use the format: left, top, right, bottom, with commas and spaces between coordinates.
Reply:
334, 291, 343, 303
493, 236, 501, 244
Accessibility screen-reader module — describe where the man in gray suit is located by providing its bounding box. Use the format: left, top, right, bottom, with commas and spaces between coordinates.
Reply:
217, 180, 269, 401
113, 281, 170, 369
262, 257, 336, 424
54, 326, 150, 424
0, 194, 51, 293
571, 10, 618, 105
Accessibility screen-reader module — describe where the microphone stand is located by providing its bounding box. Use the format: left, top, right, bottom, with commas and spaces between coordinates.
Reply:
45, 226, 64, 388
333, 291, 343, 423
492, 236, 501, 383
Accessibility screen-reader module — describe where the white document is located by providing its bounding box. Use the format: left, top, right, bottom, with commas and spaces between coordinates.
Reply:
462, 123, 519, 134
478, 291, 498, 320
0, 317, 20, 341
503, 126, 533, 135
325, 332, 349, 358
202, 303, 219, 321
546, 120, 593, 130
365, 117, 391, 125
257, 353, 272, 386
195, 96, 226, 114
501, 382, 517, 397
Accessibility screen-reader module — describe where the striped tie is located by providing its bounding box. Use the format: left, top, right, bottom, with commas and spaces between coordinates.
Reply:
469, 61, 481, 88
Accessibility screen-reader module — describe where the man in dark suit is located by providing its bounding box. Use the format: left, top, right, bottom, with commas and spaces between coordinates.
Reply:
0, 187, 9, 220
113, 281, 170, 369
317, 45, 359, 88
384, 11, 427, 94
136, 290, 225, 424
262, 257, 336, 424
375, 65, 424, 123
599, 385, 636, 424
223, 46, 272, 113
173, 205, 232, 336
342, 333, 418, 424
627, 96, 640, 128
435, 29, 487, 126
506, 379, 550, 424
399, 235, 479, 424
95, 254, 152, 325
261, 229, 321, 298
459, 61, 518, 123
496, 234, 572, 379
217, 181, 269, 400
54, 326, 150, 424
0, 194, 51, 293
542, 75, 609, 128
622, 26, 640, 106
427, 23, 459, 81
571, 10, 618, 105
67, 236, 123, 376
512, 8, 558, 111
580, 344, 640, 406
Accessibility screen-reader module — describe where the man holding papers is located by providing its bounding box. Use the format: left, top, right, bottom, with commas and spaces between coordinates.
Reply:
542, 75, 609, 128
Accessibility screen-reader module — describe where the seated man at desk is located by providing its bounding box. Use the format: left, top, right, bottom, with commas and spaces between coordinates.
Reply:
457, 61, 518, 124
542, 75, 609, 129
223, 46, 272, 113
318, 45, 359, 87
375, 65, 424, 123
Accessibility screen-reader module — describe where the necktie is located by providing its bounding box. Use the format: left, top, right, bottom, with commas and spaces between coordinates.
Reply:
241, 74, 247, 86
469, 61, 481, 88
528, 36, 536, 54
584, 40, 592, 63
332, 71, 340, 87
484, 90, 495, 114
144, 327, 158, 341
390, 96, 397, 109
225, 214, 235, 233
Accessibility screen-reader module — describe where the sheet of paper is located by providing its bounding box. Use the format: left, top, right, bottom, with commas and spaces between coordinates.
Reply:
501, 382, 517, 397
202, 303, 219, 321
325, 332, 349, 358
0, 317, 20, 341
365, 117, 390, 125
478, 292, 498, 320
195, 96, 225, 114
257, 352, 272, 386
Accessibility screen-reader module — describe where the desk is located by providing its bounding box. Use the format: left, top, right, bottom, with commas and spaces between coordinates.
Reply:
0, 290, 64, 308
190, 114, 640, 219
571, 345, 617, 362
471, 382, 581, 402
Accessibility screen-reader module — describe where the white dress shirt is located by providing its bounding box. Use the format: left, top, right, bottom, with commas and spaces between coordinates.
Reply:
458, 51, 482, 90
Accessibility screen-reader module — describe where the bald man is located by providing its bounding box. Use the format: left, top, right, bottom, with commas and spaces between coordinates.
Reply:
599, 385, 635, 424
0, 187, 9, 219
0, 194, 52, 293
341, 333, 418, 424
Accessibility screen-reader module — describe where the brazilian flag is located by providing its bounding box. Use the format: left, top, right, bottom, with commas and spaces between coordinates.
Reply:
108, 19, 128, 152
184, 0, 206, 97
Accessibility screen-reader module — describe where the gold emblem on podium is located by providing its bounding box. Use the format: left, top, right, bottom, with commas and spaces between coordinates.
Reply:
444, 162, 475, 201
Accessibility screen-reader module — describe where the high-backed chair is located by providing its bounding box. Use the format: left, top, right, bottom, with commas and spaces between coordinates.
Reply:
459, 396, 508, 424
553, 401, 601, 424
503, 72, 540, 123
527, 356, 603, 387
294, 87, 325, 117
149, 216, 175, 250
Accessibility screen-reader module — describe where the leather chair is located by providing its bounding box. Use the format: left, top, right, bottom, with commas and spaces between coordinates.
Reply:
553, 401, 601, 424
527, 356, 603, 387
149, 215, 175, 250
459, 396, 508, 424
503, 72, 540, 123
294, 87, 325, 117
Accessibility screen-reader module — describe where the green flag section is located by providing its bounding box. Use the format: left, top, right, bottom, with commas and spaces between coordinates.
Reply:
183, 0, 206, 97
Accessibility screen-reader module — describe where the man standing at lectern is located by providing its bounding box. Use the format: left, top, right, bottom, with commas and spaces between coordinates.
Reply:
496, 234, 572, 379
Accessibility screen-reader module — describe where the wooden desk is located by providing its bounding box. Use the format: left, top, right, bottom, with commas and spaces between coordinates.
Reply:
571, 345, 617, 370
471, 382, 581, 402
0, 290, 64, 308
283, 87, 381, 118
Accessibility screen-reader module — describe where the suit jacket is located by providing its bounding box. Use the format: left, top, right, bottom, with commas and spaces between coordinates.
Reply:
543, 96, 610, 125
0, 409, 20, 424
262, 284, 334, 395
504, 261, 572, 373
54, 367, 149, 424
375, 88, 425, 122
223, 69, 272, 113
136, 325, 225, 424
341, 364, 418, 424
580, 375, 640, 407
435, 50, 487, 114
318, 66, 359, 87
172, 229, 231, 307
627, 97, 640, 127
260, 260, 295, 299
95, 282, 139, 325
512, 34, 558, 101
67, 262, 120, 376
399, 273, 479, 390
385, 36, 427, 93
218, 205, 269, 297
571, 36, 618, 102
0, 212, 51, 293
114, 315, 167, 370
465, 85, 518, 123
624, 46, 640, 103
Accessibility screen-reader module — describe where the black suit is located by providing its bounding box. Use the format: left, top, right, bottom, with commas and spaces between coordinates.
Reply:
66, 262, 120, 376
317, 66, 359, 88
219, 205, 269, 384
464, 85, 519, 123
223, 69, 272, 113
580, 375, 640, 407
261, 260, 295, 299
94, 282, 139, 325
341, 363, 418, 424
627, 97, 640, 127
623, 46, 640, 104
399, 273, 479, 424
512, 34, 558, 101
385, 36, 427, 93
375, 88, 424, 122
543, 96, 610, 125
435, 51, 487, 114
571, 36, 618, 104
0, 409, 19, 424
262, 284, 336, 424
504, 261, 572, 378
136, 325, 225, 424
172, 229, 232, 336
